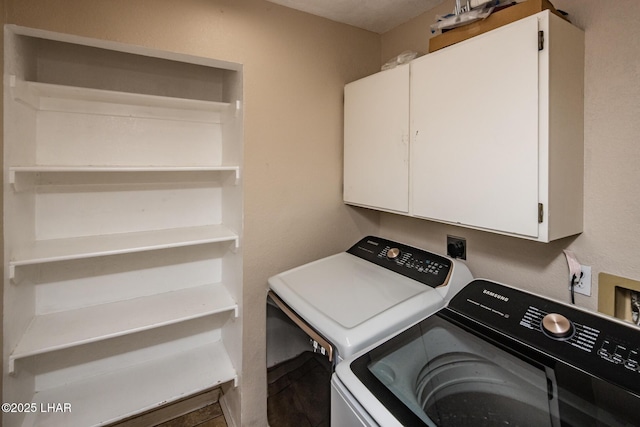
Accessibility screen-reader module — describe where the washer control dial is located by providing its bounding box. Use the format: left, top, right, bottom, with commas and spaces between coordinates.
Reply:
386, 247, 401, 260
542, 313, 573, 338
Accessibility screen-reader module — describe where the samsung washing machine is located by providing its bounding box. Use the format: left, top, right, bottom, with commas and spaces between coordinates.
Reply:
332, 278, 640, 426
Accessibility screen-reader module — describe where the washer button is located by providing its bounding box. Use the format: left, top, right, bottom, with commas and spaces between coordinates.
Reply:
387, 248, 401, 260
542, 313, 573, 338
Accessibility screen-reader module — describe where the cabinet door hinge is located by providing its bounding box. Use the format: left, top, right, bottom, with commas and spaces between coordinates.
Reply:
538, 203, 544, 223
538, 30, 544, 51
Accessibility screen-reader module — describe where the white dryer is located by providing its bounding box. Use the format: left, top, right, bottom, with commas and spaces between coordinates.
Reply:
267, 235, 473, 366
266, 236, 472, 425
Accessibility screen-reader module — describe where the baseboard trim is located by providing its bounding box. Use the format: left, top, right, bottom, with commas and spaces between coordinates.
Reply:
219, 392, 237, 427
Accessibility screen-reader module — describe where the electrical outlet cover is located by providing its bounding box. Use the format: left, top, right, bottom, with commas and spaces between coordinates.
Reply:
574, 265, 592, 296
446, 235, 466, 260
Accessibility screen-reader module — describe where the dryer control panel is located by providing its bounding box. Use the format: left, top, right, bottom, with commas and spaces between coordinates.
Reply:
346, 236, 452, 288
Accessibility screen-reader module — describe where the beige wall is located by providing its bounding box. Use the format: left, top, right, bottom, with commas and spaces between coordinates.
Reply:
5, 0, 637, 425
379, 0, 640, 309
3, 0, 380, 425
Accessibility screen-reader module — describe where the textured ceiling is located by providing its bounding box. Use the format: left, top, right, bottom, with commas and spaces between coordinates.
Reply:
265, 0, 445, 33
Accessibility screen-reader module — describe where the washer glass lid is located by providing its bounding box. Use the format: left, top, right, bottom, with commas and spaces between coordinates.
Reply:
351, 310, 640, 427
357, 315, 553, 427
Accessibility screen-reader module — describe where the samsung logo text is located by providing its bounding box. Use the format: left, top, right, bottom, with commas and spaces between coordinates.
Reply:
483, 289, 509, 302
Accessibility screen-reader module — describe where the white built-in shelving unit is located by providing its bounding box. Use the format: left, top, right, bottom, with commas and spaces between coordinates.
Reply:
3, 25, 243, 427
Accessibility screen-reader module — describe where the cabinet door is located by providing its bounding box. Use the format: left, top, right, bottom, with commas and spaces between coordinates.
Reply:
344, 65, 409, 213
411, 16, 540, 237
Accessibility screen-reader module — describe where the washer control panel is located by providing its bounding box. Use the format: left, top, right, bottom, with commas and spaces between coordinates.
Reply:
347, 236, 452, 288
447, 279, 640, 396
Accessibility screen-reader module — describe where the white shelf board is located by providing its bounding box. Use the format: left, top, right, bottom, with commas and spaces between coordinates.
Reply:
10, 283, 237, 372
9, 165, 241, 186
10, 165, 240, 173
22, 340, 236, 427
12, 79, 231, 116
10, 224, 238, 268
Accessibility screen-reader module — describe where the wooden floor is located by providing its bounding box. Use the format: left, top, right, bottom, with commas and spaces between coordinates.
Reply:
109, 388, 227, 427
155, 403, 227, 427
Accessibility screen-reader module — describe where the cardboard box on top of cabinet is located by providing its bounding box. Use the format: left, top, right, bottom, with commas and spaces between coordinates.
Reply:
428, 0, 567, 52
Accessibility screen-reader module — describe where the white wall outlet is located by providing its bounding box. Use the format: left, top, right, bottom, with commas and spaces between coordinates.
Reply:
574, 265, 592, 296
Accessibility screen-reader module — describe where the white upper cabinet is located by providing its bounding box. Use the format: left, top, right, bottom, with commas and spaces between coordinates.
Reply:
344, 64, 410, 213
411, 13, 541, 237
343, 10, 584, 242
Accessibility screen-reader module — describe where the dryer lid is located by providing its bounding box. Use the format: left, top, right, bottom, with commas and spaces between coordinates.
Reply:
268, 252, 446, 358
271, 253, 433, 328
